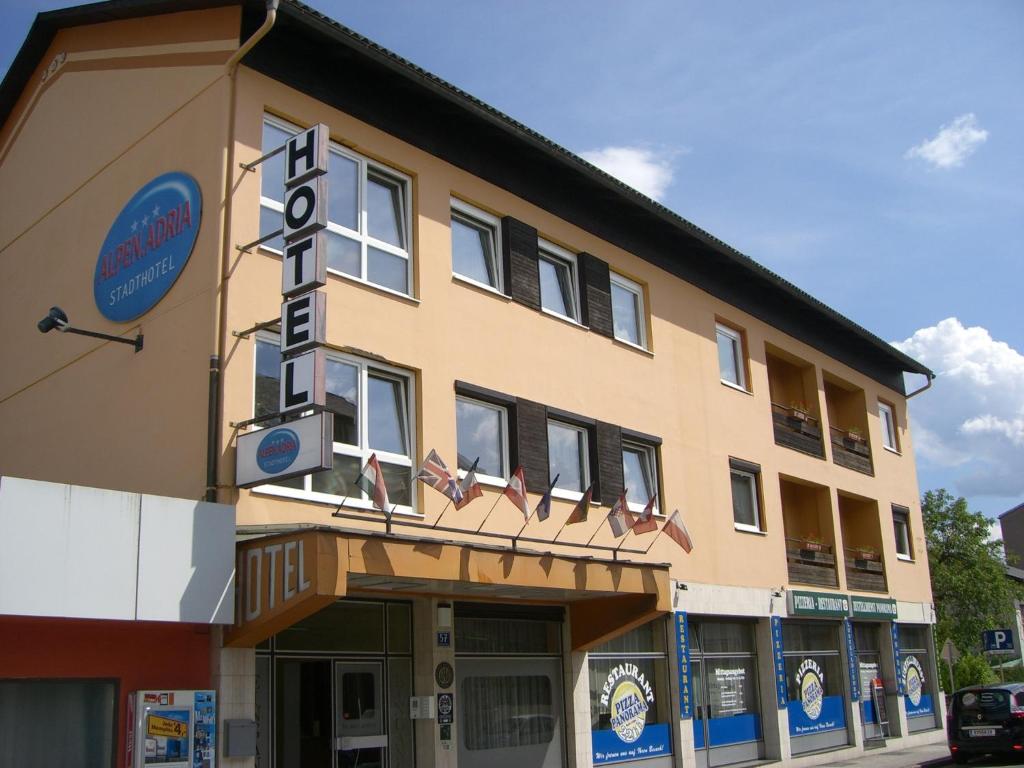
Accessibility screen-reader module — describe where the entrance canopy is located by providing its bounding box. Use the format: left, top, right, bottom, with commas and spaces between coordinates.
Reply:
226, 525, 671, 651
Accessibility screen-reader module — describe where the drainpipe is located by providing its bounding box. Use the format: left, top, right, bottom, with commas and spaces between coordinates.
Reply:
207, 0, 279, 503
905, 372, 935, 400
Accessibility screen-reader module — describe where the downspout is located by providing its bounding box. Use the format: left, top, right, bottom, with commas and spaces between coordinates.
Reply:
206, 0, 279, 503
906, 372, 935, 400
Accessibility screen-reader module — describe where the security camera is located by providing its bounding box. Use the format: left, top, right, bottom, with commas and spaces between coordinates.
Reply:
37, 306, 69, 333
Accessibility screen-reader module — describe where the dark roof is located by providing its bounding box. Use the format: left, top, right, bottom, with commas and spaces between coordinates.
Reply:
1000, 502, 1024, 520
1, 0, 934, 391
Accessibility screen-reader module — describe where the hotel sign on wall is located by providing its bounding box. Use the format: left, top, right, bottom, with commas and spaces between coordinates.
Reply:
93, 171, 202, 322
237, 124, 334, 488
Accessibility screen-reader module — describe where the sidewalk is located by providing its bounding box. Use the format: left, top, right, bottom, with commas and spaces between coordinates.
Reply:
815, 742, 951, 767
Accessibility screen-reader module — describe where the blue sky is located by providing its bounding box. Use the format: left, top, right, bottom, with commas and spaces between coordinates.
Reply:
2, 1, 1022, 522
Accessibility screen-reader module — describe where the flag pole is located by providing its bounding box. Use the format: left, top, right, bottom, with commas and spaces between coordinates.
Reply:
331, 493, 352, 518
585, 519, 604, 547
553, 483, 593, 543
586, 488, 626, 547
512, 474, 557, 548
434, 457, 478, 530
643, 522, 666, 554
473, 494, 503, 534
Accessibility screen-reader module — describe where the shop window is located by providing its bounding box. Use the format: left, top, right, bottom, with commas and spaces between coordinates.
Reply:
548, 419, 589, 493
892, 505, 913, 560
781, 622, 848, 752
253, 337, 415, 511
451, 198, 501, 291
729, 458, 763, 533
622, 441, 658, 512
898, 625, 937, 729
455, 615, 561, 655
0, 679, 116, 768
538, 240, 580, 322
588, 621, 672, 763
463, 676, 554, 750
260, 115, 413, 296
716, 321, 748, 391
456, 395, 509, 482
610, 272, 647, 348
275, 601, 385, 652
879, 401, 900, 452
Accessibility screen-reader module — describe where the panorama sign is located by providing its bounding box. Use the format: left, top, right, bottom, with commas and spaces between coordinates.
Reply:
93, 172, 202, 322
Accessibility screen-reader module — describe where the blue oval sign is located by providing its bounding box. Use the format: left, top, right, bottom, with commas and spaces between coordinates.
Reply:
256, 428, 301, 474
93, 172, 202, 322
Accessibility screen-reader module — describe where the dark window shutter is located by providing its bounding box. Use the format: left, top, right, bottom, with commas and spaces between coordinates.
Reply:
595, 421, 624, 506
578, 252, 613, 338
501, 216, 540, 310
515, 398, 548, 492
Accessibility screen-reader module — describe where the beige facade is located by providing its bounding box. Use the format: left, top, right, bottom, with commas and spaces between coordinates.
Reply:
0, 3, 944, 767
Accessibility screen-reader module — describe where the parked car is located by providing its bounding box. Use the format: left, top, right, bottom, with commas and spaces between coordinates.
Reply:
948, 682, 1024, 763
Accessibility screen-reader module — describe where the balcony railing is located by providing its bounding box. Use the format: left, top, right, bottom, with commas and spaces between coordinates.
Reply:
829, 427, 874, 475
771, 403, 825, 458
785, 538, 838, 588
844, 547, 887, 593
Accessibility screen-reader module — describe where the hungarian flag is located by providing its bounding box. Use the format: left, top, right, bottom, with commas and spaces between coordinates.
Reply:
565, 483, 594, 525
416, 449, 463, 505
607, 490, 633, 538
503, 466, 530, 519
454, 458, 483, 510
631, 493, 659, 534
356, 453, 390, 514
535, 474, 559, 522
664, 509, 693, 553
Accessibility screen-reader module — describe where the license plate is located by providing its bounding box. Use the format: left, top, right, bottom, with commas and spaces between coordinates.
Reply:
968, 728, 996, 737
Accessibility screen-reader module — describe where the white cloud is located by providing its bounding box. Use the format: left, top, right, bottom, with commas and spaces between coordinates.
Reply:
904, 113, 988, 169
579, 146, 678, 201
894, 318, 1024, 499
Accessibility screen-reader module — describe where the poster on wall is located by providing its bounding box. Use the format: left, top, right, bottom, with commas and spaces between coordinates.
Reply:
786, 658, 846, 737
592, 663, 671, 765
902, 654, 933, 717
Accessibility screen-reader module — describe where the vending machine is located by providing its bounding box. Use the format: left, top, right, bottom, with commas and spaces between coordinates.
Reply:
127, 690, 217, 768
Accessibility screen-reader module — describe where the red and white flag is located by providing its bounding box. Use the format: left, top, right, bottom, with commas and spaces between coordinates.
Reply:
454, 459, 483, 510
607, 490, 633, 538
416, 449, 463, 505
664, 509, 693, 553
503, 466, 530, 519
356, 453, 390, 515
631, 493, 659, 534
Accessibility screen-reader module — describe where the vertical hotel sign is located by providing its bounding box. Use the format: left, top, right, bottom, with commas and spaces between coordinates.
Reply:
237, 125, 334, 488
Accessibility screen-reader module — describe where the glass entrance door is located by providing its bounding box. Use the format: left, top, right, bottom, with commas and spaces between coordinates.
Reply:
456, 657, 564, 768
335, 661, 387, 768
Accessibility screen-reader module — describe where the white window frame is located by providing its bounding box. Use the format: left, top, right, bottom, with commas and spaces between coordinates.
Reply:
455, 395, 510, 487
716, 322, 748, 391
610, 272, 648, 349
893, 507, 913, 560
730, 468, 762, 533
537, 239, 581, 323
250, 333, 417, 515
879, 401, 900, 453
450, 198, 502, 293
260, 114, 414, 298
622, 441, 659, 514
547, 419, 590, 499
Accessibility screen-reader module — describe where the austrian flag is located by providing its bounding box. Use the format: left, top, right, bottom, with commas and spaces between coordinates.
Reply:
503, 466, 530, 520
356, 453, 390, 515
416, 449, 462, 505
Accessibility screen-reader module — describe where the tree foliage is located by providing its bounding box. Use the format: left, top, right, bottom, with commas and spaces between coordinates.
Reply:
923, 489, 1022, 659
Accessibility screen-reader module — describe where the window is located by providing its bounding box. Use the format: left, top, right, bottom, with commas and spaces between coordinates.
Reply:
547, 420, 589, 493
451, 199, 501, 291
622, 441, 658, 511
716, 322, 747, 390
730, 460, 762, 532
892, 505, 913, 560
538, 241, 579, 321
879, 401, 899, 452
254, 337, 415, 511
456, 396, 509, 482
260, 115, 412, 295
610, 273, 647, 348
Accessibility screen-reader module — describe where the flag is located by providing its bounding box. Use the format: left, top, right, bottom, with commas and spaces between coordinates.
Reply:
664, 509, 693, 553
632, 493, 659, 534
454, 458, 483, 510
356, 453, 390, 514
503, 466, 530, 519
565, 483, 594, 525
535, 474, 559, 522
607, 489, 632, 538
416, 449, 463, 505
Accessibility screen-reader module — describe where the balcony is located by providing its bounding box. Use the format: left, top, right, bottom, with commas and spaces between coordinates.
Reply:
766, 346, 823, 459
823, 373, 874, 476
780, 477, 838, 588
838, 493, 887, 593
829, 426, 873, 475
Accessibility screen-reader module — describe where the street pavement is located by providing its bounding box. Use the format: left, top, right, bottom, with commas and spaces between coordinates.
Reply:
813, 740, 1024, 766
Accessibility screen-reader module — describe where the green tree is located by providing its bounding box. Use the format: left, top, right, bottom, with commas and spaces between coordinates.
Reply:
923, 489, 1022, 663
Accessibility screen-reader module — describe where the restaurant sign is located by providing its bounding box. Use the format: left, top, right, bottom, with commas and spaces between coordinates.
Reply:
788, 590, 850, 618
850, 596, 898, 620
